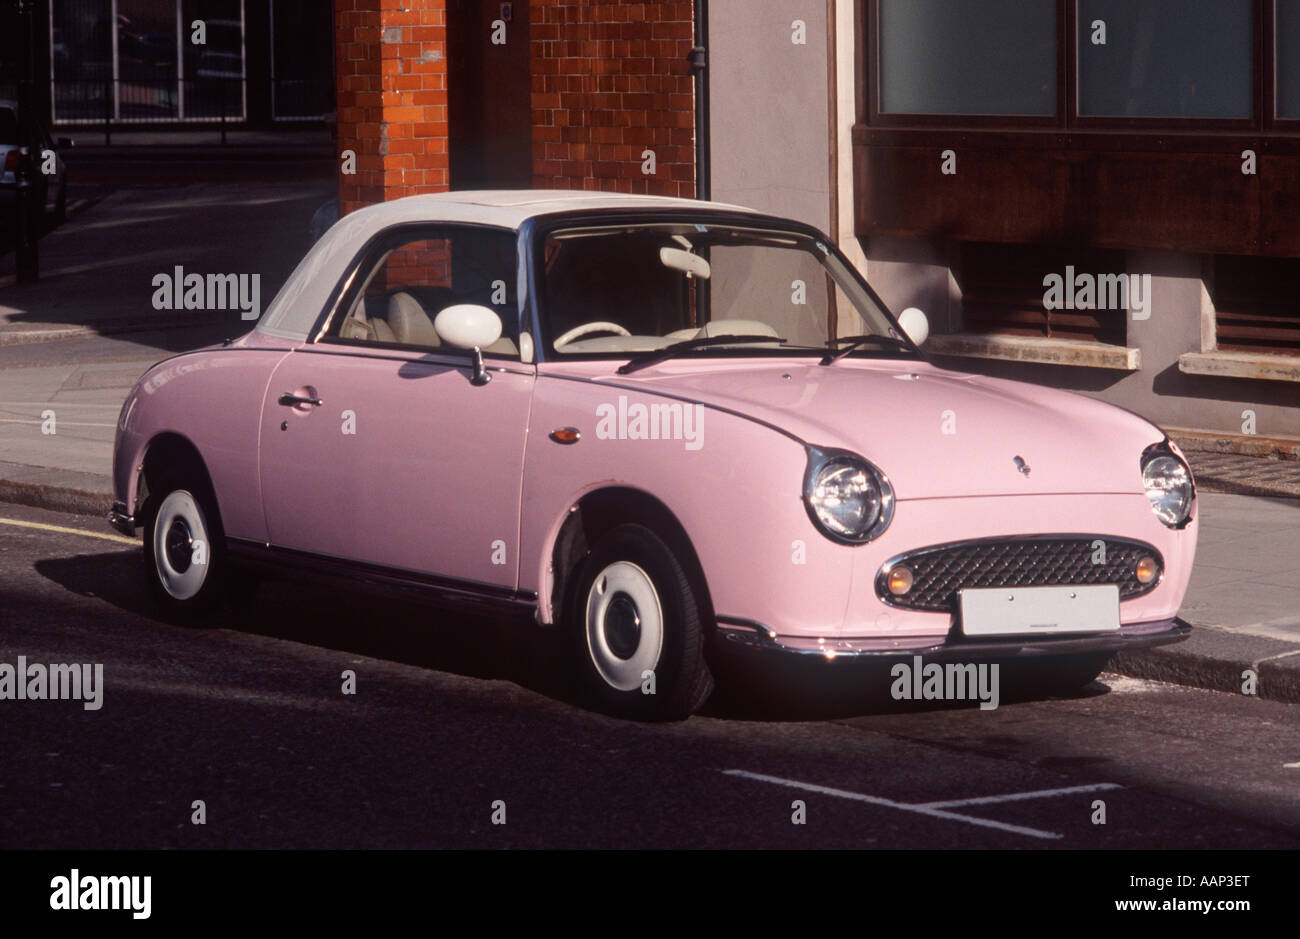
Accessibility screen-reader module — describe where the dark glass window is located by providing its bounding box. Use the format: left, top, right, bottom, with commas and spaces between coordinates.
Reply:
877, 0, 1057, 116
1077, 0, 1252, 118
1278, 0, 1300, 119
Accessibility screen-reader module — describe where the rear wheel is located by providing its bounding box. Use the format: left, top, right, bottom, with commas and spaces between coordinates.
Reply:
567, 523, 713, 720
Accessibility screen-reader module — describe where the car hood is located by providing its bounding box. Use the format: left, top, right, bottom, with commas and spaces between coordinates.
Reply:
605, 360, 1165, 500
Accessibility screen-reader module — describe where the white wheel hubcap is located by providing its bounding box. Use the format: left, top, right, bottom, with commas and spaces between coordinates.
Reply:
585, 561, 663, 692
153, 490, 210, 601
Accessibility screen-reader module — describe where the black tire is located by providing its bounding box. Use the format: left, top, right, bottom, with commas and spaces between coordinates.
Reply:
140, 473, 234, 625
566, 523, 714, 721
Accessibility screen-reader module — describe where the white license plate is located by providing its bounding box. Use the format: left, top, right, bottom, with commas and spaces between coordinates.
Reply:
959, 585, 1120, 637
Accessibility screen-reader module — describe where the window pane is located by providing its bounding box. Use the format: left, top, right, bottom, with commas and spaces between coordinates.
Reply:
117, 0, 179, 120
339, 230, 520, 357
272, 0, 333, 118
878, 0, 1056, 116
183, 0, 245, 119
51, 0, 114, 122
1279, 0, 1300, 118
1078, 0, 1252, 118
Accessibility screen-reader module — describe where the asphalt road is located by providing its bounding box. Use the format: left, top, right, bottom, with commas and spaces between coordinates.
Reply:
1, 501, 1297, 850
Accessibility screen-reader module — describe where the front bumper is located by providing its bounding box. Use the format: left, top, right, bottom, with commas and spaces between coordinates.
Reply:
715, 616, 1190, 661
108, 500, 136, 537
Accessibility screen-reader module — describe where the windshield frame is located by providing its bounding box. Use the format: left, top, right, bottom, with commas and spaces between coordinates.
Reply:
521, 208, 922, 366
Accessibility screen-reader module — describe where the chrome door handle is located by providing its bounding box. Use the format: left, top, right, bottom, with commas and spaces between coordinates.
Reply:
278, 392, 323, 407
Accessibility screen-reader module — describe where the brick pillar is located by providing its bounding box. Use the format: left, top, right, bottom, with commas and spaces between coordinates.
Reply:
531, 1, 696, 197
334, 0, 449, 215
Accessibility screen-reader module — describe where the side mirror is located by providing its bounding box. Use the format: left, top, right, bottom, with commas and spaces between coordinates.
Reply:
898, 307, 929, 347
434, 304, 502, 350
434, 304, 503, 386
56, 137, 75, 150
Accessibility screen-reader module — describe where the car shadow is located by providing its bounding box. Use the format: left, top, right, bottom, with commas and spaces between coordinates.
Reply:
703, 652, 1111, 722
34, 548, 583, 708
35, 548, 1112, 724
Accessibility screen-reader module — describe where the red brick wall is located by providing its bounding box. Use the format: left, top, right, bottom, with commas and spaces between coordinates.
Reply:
335, 0, 450, 215
377, 239, 453, 290
530, 2, 696, 197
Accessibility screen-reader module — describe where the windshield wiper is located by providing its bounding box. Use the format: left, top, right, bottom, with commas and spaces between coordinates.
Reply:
617, 335, 787, 375
818, 333, 912, 366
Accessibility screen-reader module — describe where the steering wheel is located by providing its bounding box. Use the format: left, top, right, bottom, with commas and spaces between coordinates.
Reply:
553, 321, 631, 348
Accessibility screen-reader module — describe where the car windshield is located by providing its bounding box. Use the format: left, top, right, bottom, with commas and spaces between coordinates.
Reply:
537, 221, 912, 360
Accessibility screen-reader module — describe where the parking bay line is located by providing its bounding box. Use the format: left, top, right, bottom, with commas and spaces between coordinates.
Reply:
0, 517, 137, 546
721, 770, 1125, 840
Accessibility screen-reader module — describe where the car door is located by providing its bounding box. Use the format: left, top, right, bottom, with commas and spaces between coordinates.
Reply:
257, 224, 534, 591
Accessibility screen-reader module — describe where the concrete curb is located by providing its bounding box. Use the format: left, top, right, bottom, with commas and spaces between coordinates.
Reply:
0, 477, 112, 518
0, 314, 227, 346
1111, 626, 1300, 704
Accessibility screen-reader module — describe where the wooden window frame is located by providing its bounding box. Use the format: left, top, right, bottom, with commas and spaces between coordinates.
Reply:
863, 0, 1300, 133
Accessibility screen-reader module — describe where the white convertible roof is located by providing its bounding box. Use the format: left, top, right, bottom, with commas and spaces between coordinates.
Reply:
256, 189, 759, 341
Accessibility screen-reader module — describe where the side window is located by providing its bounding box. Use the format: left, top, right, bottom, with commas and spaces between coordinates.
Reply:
330, 226, 523, 359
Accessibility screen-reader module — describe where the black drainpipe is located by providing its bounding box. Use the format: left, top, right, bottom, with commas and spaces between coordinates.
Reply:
689, 0, 710, 201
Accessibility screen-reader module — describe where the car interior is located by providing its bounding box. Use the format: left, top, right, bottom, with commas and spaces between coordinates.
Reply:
335, 231, 531, 360
540, 226, 858, 354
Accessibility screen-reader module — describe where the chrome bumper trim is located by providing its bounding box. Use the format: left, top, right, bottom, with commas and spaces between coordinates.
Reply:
108, 501, 136, 537
715, 616, 1191, 660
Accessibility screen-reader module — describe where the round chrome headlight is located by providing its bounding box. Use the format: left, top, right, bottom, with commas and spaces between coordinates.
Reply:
1141, 445, 1194, 528
803, 448, 894, 544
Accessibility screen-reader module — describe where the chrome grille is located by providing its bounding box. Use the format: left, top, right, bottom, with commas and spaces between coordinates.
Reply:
876, 536, 1161, 612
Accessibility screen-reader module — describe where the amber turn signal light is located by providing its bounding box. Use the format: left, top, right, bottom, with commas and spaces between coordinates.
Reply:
1135, 555, 1159, 585
887, 565, 914, 596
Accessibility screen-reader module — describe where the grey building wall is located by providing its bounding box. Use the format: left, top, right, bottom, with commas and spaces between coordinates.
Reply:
708, 1, 832, 234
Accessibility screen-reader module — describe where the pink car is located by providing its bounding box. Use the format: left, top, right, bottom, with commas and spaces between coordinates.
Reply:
110, 191, 1196, 720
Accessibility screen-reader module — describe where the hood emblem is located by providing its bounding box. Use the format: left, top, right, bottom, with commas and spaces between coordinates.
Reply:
1014, 456, 1031, 476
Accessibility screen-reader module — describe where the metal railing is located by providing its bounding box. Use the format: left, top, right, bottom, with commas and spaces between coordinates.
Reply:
34, 77, 332, 143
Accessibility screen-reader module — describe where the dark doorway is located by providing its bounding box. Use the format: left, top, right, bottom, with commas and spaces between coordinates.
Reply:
447, 0, 532, 191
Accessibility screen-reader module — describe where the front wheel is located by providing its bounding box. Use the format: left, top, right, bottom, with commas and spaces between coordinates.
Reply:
568, 524, 713, 721
142, 483, 228, 624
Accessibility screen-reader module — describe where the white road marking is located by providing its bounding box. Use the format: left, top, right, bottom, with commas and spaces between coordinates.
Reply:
720, 769, 1106, 840
0, 517, 137, 546
915, 782, 1123, 809
1284, 762, 1300, 769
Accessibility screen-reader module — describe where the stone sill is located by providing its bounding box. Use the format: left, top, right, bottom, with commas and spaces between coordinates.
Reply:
1178, 351, 1300, 383
1167, 427, 1300, 460
925, 333, 1141, 370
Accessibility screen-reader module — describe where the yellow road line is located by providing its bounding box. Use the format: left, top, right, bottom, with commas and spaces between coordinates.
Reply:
0, 516, 137, 546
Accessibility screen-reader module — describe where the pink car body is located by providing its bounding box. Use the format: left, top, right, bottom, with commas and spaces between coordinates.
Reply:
110, 191, 1195, 715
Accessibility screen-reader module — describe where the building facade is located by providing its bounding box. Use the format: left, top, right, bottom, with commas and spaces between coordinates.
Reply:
1, 0, 333, 128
